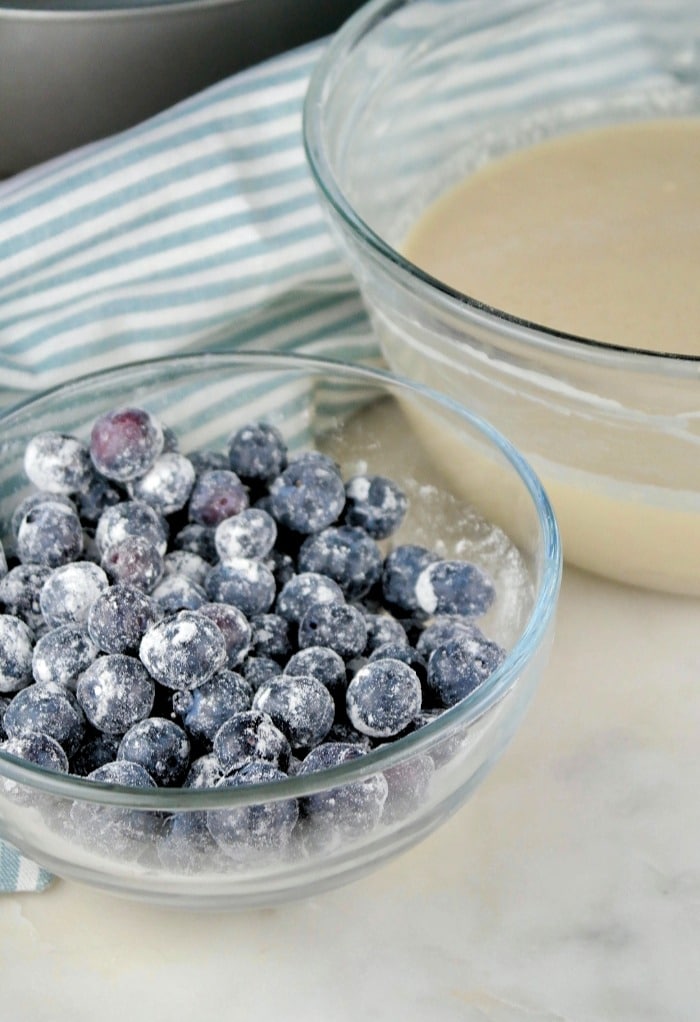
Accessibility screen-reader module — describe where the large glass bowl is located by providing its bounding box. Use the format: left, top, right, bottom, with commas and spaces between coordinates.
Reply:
303, 0, 700, 595
0, 352, 559, 909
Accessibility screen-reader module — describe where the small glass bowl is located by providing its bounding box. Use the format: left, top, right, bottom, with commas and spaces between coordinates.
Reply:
0, 352, 560, 908
304, 0, 700, 595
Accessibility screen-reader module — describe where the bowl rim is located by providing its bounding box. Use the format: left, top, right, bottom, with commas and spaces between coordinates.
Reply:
0, 350, 561, 809
0, 0, 246, 19
302, 0, 700, 367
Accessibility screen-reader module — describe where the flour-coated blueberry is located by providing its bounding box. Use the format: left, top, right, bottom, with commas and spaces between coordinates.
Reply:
297, 525, 382, 600
39, 561, 109, 629
213, 709, 290, 773
117, 717, 190, 787
346, 658, 422, 738
204, 559, 276, 617
228, 421, 287, 484
76, 654, 155, 734
173, 669, 252, 748
5, 681, 87, 757
24, 432, 93, 495
268, 457, 345, 535
16, 501, 83, 568
0, 615, 34, 694
87, 583, 162, 655
343, 474, 408, 539
139, 610, 226, 690
253, 675, 334, 751
89, 407, 164, 483
426, 634, 506, 707
32, 625, 99, 691
298, 602, 367, 660
415, 559, 496, 618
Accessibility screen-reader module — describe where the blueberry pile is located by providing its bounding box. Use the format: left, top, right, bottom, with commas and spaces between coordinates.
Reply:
0, 407, 506, 866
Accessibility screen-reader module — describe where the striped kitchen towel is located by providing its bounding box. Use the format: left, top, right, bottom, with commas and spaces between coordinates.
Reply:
0, 0, 690, 890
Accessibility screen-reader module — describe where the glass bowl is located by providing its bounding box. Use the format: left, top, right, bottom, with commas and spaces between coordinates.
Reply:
303, 0, 700, 595
0, 352, 559, 909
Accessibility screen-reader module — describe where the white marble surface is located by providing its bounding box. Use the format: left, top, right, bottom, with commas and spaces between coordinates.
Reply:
1, 565, 699, 1021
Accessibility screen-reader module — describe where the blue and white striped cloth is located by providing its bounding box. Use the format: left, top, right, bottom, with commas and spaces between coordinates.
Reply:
0, 41, 376, 406
0, 0, 693, 891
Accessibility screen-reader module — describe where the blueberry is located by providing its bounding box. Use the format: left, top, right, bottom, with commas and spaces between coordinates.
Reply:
172, 523, 217, 562
5, 681, 87, 757
241, 656, 281, 692
214, 508, 277, 562
75, 471, 123, 524
150, 573, 207, 613
415, 615, 487, 660
0, 564, 52, 630
206, 762, 298, 859
297, 742, 387, 844
11, 491, 76, 539
117, 717, 190, 787
213, 709, 290, 773
415, 560, 496, 618
368, 641, 426, 684
264, 549, 295, 591
70, 760, 158, 858
162, 550, 210, 587
0, 614, 34, 694
381, 544, 441, 617
184, 752, 225, 789
346, 659, 422, 738
70, 733, 121, 777
188, 469, 249, 527
100, 537, 164, 593
362, 612, 408, 654
197, 602, 251, 669
204, 559, 276, 617
297, 525, 382, 600
382, 754, 435, 824
426, 634, 506, 708
87, 583, 162, 654
227, 421, 287, 485
268, 456, 345, 535
76, 654, 155, 734
16, 501, 83, 568
0, 696, 9, 740
252, 675, 334, 751
187, 450, 229, 474
405, 708, 472, 768
39, 561, 109, 628
172, 669, 252, 748
249, 613, 292, 661
95, 499, 168, 557
157, 812, 223, 873
324, 721, 374, 751
24, 432, 93, 495
343, 474, 408, 539
298, 602, 367, 660
283, 646, 347, 706
161, 426, 179, 453
1, 730, 69, 777
139, 610, 227, 690
276, 572, 344, 625
89, 407, 165, 483
32, 625, 99, 690
127, 452, 195, 515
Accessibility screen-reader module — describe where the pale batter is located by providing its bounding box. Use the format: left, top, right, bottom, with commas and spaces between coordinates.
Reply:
395, 118, 700, 593
403, 118, 700, 355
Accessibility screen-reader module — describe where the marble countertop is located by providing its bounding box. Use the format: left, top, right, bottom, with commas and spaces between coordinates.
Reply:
1, 564, 698, 1021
